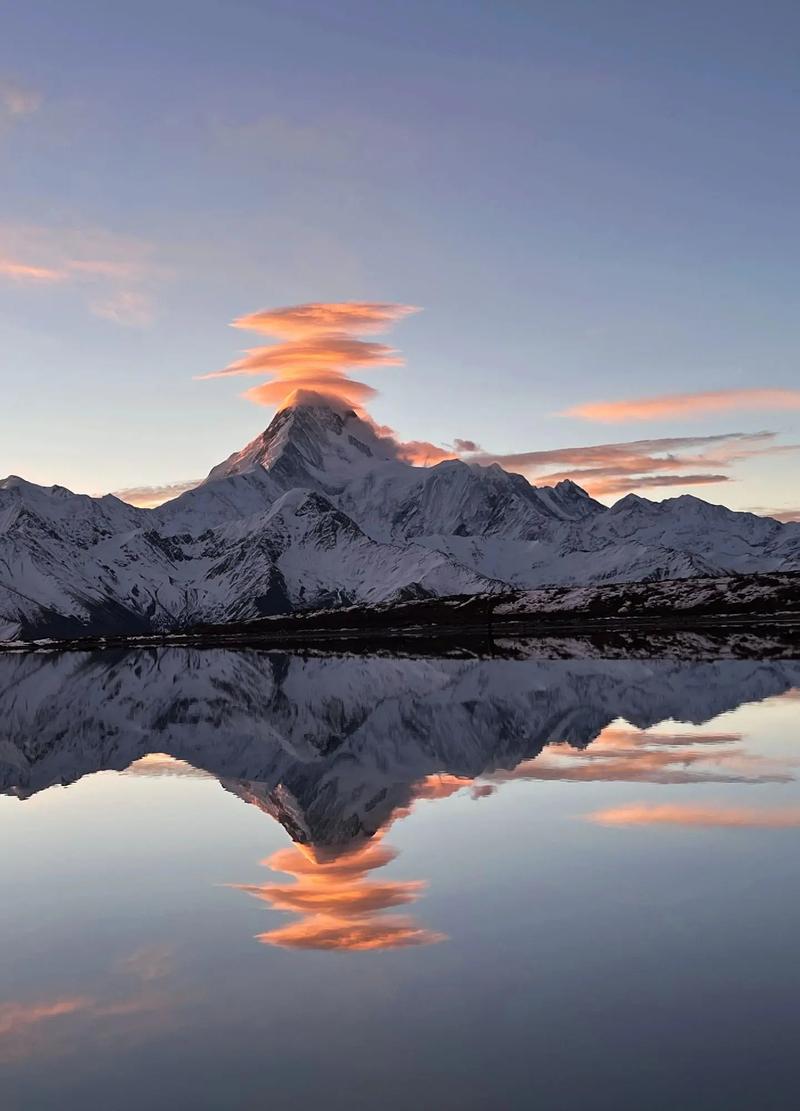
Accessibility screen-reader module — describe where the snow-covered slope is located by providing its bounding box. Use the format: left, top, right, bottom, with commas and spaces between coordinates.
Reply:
3, 396, 800, 639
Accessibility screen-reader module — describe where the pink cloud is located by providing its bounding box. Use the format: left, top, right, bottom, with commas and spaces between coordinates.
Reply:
232, 301, 419, 338
588, 803, 800, 828
0, 223, 165, 326
564, 388, 800, 422
746, 506, 800, 524
465, 430, 799, 499
206, 299, 419, 410
0, 256, 64, 282
234, 835, 445, 953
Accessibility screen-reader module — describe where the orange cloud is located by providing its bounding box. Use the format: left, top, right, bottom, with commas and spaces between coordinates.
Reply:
596, 728, 743, 748
243, 377, 378, 406
394, 440, 457, 465
0, 985, 174, 1063
0, 256, 64, 282
481, 724, 792, 787
205, 336, 404, 379
234, 837, 445, 952
206, 299, 419, 409
468, 430, 799, 500
258, 914, 445, 951
565, 388, 800, 423
588, 803, 800, 828
413, 774, 475, 801
232, 301, 419, 338
0, 223, 165, 326
0, 998, 90, 1041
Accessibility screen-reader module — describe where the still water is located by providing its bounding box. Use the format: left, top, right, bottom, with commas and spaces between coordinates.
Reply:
1, 647, 799, 1110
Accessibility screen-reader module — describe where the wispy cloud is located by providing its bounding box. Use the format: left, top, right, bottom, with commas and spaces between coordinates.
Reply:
746, 506, 800, 524
0, 223, 167, 327
90, 289, 155, 328
0, 943, 179, 1064
112, 479, 200, 509
0, 257, 64, 282
481, 724, 793, 787
0, 78, 41, 120
463, 429, 798, 498
232, 302, 418, 338
588, 472, 730, 496
564, 388, 800, 423
588, 803, 800, 828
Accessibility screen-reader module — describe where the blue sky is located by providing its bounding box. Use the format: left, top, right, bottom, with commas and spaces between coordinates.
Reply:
1, 0, 798, 512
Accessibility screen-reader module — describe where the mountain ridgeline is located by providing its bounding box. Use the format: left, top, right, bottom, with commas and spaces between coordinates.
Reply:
2, 397, 800, 640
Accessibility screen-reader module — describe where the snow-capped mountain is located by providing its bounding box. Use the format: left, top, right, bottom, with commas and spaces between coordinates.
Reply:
2, 394, 800, 639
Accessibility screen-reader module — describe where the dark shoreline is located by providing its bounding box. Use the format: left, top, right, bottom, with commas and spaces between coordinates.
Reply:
4, 570, 800, 659
4, 612, 800, 661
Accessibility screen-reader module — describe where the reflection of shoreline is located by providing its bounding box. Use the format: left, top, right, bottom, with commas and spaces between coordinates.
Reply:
234, 836, 446, 952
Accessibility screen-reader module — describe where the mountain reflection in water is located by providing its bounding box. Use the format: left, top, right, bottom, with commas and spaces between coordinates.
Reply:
2, 647, 798, 952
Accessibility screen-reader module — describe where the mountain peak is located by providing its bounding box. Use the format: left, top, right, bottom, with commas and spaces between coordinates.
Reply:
204, 393, 404, 493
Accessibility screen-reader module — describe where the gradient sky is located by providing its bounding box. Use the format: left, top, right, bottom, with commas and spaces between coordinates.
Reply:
2, 0, 799, 512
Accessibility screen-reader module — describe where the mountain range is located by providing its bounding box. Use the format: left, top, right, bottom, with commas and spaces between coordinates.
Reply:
2, 393, 800, 640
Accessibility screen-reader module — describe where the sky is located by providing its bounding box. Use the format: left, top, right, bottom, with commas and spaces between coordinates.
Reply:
1, 0, 799, 514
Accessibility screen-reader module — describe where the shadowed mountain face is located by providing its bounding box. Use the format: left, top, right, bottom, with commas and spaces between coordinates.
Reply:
2, 648, 799, 849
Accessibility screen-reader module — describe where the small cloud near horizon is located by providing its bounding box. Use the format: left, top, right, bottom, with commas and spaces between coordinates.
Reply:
466, 429, 799, 499
564, 387, 800, 423
746, 506, 800, 524
112, 479, 200, 508
588, 802, 800, 828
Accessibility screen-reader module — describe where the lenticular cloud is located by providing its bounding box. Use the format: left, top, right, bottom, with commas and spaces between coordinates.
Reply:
200, 300, 420, 408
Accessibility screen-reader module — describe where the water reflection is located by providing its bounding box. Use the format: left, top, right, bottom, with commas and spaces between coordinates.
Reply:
0, 946, 179, 1066
2, 648, 799, 952
480, 723, 795, 787
589, 802, 800, 827
236, 838, 446, 951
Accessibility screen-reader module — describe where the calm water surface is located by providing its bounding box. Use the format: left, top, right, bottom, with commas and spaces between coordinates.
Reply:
1, 648, 799, 1110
